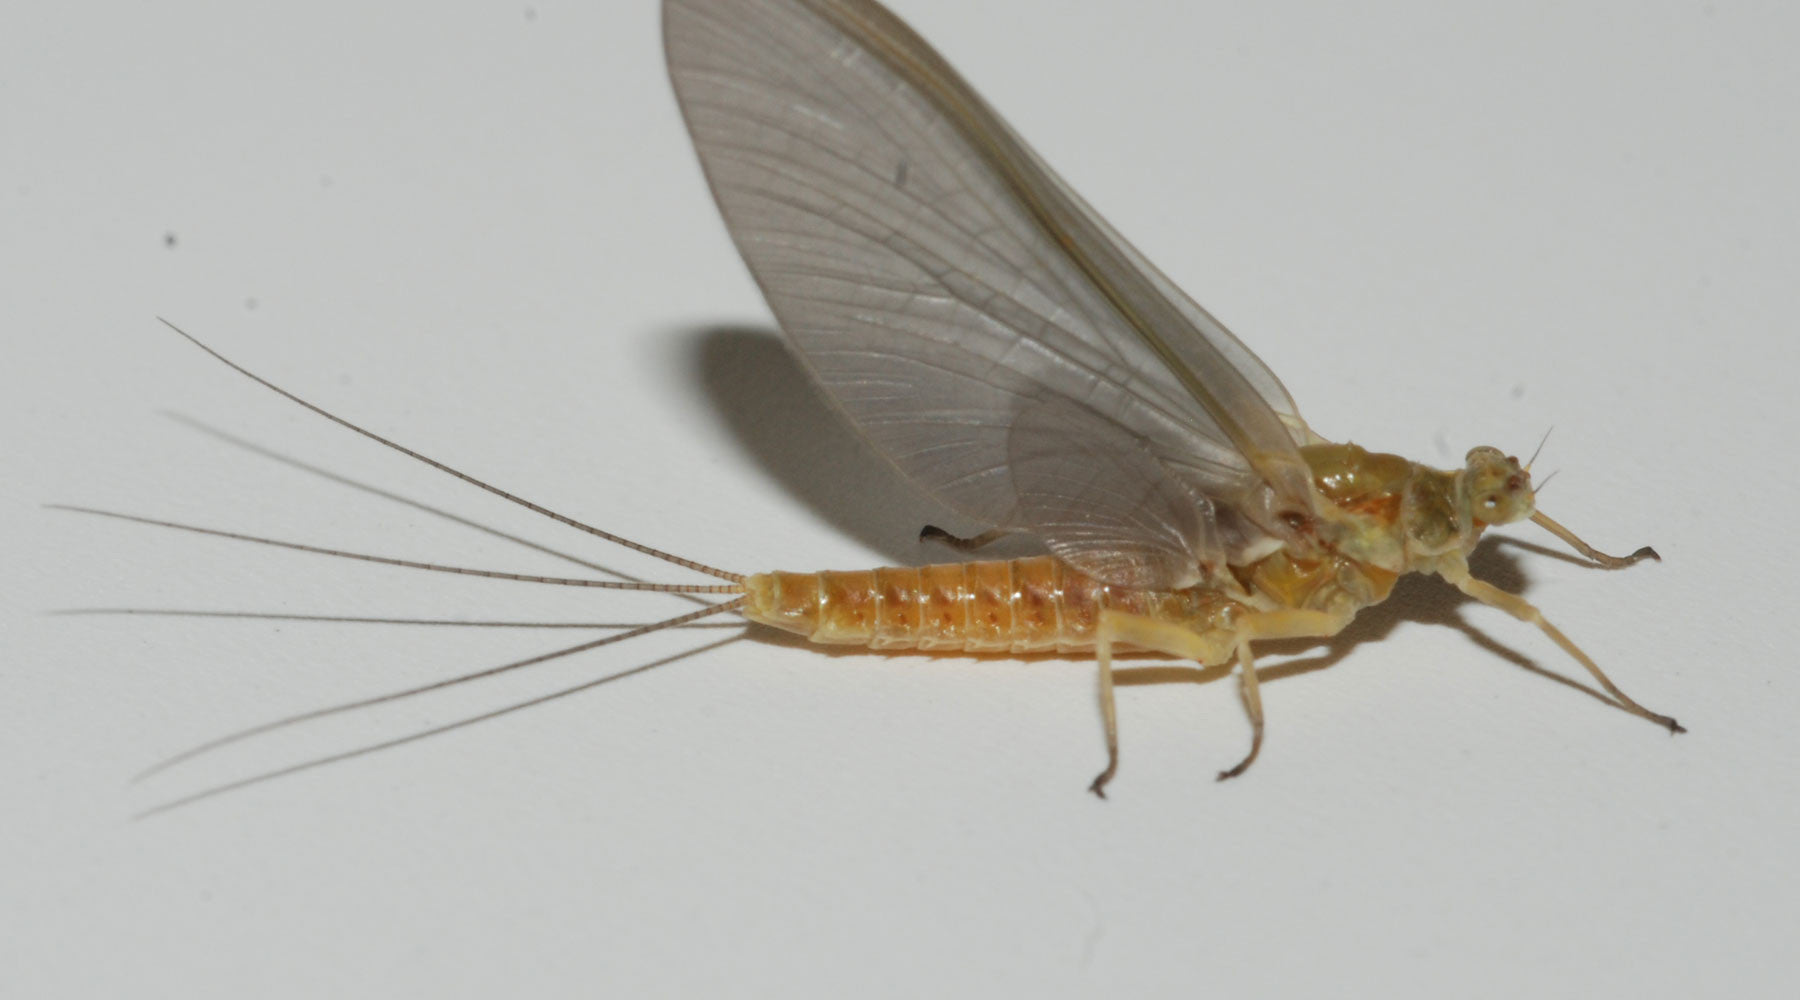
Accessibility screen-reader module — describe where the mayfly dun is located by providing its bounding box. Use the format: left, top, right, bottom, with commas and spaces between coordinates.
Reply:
71, 0, 1678, 811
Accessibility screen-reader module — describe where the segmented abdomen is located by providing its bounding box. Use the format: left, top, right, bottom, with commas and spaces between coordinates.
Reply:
740, 556, 1223, 653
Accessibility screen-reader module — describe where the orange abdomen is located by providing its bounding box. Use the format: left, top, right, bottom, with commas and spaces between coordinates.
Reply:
741, 555, 1227, 654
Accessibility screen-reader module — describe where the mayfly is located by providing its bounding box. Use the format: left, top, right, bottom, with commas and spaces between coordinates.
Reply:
76, 0, 1678, 809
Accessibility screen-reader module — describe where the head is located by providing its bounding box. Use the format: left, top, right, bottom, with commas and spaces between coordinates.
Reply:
1461, 446, 1535, 527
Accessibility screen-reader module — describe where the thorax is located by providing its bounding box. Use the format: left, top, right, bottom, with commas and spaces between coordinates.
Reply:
1298, 442, 1485, 576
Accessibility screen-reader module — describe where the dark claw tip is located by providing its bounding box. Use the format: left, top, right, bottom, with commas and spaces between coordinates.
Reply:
1635, 546, 1661, 562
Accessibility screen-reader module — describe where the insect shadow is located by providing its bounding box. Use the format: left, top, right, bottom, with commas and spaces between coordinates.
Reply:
689, 324, 1041, 565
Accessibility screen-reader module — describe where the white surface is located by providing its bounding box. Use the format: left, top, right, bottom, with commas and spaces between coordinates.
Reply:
5, 1, 1797, 997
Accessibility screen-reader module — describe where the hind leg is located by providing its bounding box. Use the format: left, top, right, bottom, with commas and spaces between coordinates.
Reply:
1088, 607, 1353, 795
918, 525, 1009, 551
1088, 611, 1226, 798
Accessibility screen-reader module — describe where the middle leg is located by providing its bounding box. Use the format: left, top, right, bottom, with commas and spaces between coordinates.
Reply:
1215, 608, 1355, 781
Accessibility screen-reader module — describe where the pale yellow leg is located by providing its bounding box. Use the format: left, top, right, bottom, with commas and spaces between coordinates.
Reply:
1438, 559, 1683, 733
1217, 642, 1264, 780
1089, 610, 1222, 798
1089, 608, 1351, 795
1216, 609, 1354, 781
1090, 625, 1118, 798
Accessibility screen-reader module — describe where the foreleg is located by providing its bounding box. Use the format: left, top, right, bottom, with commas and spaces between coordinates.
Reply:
1438, 559, 1683, 733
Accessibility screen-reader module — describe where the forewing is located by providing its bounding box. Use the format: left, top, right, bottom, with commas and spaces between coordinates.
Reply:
665, 0, 1316, 586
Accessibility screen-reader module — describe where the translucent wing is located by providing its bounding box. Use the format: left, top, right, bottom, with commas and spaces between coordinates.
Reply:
665, 0, 1317, 588
1008, 396, 1216, 590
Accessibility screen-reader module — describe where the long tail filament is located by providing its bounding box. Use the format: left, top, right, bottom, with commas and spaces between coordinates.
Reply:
60, 322, 760, 815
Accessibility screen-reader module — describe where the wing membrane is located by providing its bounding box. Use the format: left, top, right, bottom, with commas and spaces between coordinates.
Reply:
665, 0, 1315, 587
1008, 396, 1216, 589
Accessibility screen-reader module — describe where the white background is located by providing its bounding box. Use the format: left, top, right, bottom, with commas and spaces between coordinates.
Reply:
5, 1, 1797, 997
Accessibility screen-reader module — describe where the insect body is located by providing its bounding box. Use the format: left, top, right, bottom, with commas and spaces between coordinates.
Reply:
747, 443, 1503, 656
82, 0, 1678, 808
739, 441, 1670, 793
